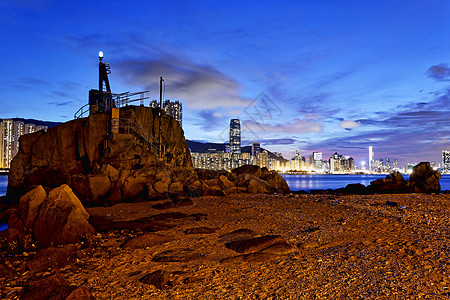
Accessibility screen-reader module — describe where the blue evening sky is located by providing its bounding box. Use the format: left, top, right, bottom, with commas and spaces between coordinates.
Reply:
1, 0, 450, 166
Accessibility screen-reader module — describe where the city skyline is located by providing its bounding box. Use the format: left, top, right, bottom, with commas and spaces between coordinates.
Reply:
1, 1, 450, 166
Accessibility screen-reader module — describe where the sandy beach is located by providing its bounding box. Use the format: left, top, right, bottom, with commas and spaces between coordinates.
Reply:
3, 192, 448, 299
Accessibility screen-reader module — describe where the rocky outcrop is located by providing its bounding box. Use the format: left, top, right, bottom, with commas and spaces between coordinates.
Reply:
329, 162, 441, 195
33, 185, 94, 247
8, 106, 193, 200
232, 165, 290, 194
409, 162, 441, 193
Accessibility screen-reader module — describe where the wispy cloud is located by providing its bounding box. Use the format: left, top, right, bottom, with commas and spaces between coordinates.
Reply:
427, 63, 450, 81
115, 55, 250, 110
243, 118, 322, 134
339, 120, 360, 130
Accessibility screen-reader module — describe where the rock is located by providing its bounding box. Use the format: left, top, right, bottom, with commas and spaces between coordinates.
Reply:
409, 162, 441, 192
19, 185, 47, 231
264, 172, 291, 194
22, 272, 95, 300
260, 242, 295, 254
8, 106, 194, 201
153, 179, 170, 195
34, 184, 95, 247
203, 187, 225, 196
0, 227, 26, 253
89, 212, 188, 232
139, 269, 170, 289
0, 263, 13, 279
105, 188, 123, 206
219, 175, 235, 188
122, 173, 151, 200
147, 183, 162, 200
66, 287, 96, 300
100, 164, 120, 183
27, 244, 77, 272
221, 252, 281, 263
248, 178, 276, 194
152, 198, 194, 210
226, 235, 287, 253
121, 233, 173, 249
232, 165, 263, 178
196, 169, 228, 180
152, 248, 204, 262
70, 173, 112, 204
343, 183, 367, 194
87, 174, 111, 203
185, 227, 216, 234
169, 181, 184, 194
219, 229, 259, 243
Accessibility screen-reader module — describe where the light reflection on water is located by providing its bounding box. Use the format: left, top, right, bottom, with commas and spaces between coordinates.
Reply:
282, 174, 388, 191
283, 174, 450, 191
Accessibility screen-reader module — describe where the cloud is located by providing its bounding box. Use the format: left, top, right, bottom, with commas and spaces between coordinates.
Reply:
427, 63, 450, 81
242, 138, 297, 145
115, 55, 250, 110
243, 118, 322, 134
339, 120, 360, 130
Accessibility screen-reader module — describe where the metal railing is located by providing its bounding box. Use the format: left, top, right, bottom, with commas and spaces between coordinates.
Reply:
74, 91, 150, 119
112, 118, 165, 158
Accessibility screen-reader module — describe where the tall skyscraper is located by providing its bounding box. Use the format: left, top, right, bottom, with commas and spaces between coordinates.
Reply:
0, 120, 47, 169
12, 121, 24, 157
0, 120, 13, 169
369, 146, 374, 171
229, 119, 241, 154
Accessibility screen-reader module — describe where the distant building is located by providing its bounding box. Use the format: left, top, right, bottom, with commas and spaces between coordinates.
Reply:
310, 152, 324, 172
369, 146, 374, 172
0, 120, 13, 169
0, 119, 47, 169
229, 119, 241, 155
442, 150, 450, 173
24, 123, 36, 134
149, 99, 183, 127
329, 152, 354, 173
251, 142, 261, 157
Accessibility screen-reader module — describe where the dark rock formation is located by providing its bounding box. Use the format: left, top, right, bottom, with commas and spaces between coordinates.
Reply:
27, 244, 77, 273
8, 106, 193, 202
232, 165, 290, 194
185, 227, 216, 234
226, 234, 288, 253
121, 233, 173, 250
33, 184, 95, 247
139, 269, 170, 289
409, 162, 441, 193
21, 273, 95, 300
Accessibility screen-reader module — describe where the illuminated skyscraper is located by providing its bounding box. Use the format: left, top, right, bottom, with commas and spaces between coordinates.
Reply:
0, 120, 13, 169
12, 121, 24, 157
229, 119, 241, 154
369, 146, 374, 171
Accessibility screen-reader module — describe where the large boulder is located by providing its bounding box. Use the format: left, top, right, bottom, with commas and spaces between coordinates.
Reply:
70, 174, 111, 204
409, 162, 441, 193
19, 185, 47, 231
34, 184, 95, 247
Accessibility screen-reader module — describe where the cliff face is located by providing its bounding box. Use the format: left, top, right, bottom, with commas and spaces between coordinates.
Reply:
8, 106, 192, 199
